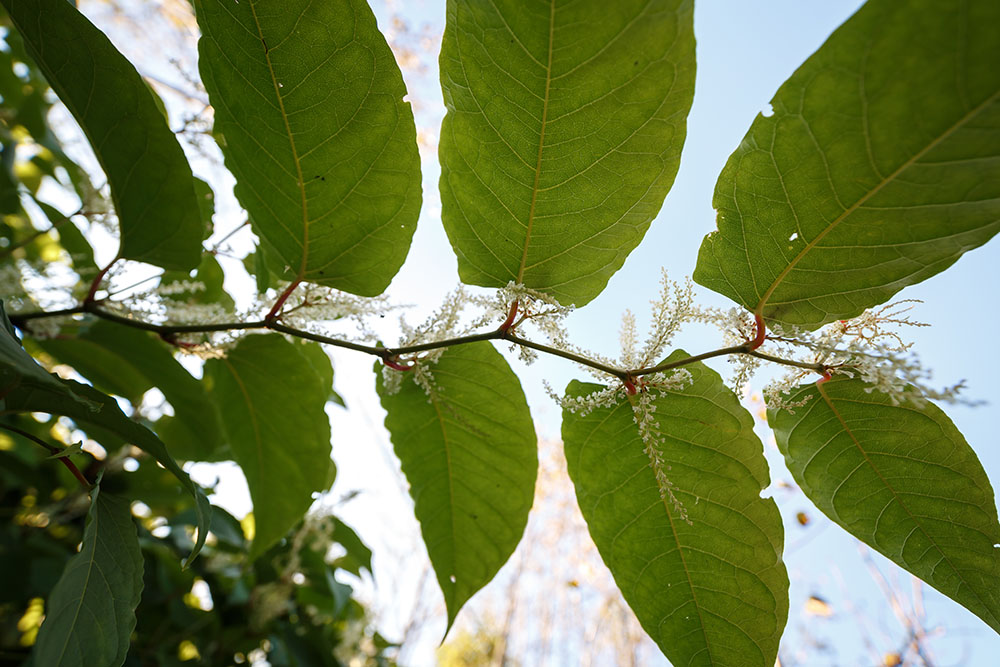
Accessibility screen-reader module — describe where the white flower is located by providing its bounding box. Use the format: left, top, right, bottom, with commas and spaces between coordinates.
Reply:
631, 391, 690, 524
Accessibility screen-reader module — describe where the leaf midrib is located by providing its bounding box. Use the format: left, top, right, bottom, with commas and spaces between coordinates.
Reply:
248, 0, 309, 280
617, 399, 716, 665
53, 492, 101, 665
516, 0, 555, 283
816, 382, 999, 627
754, 87, 1000, 319
428, 391, 459, 618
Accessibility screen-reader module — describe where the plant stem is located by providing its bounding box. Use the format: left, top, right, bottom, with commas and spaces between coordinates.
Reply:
0, 423, 91, 488
630, 344, 750, 377
7, 302, 828, 386
84, 258, 118, 304
266, 279, 300, 320
503, 332, 628, 381
211, 219, 250, 251
748, 349, 827, 373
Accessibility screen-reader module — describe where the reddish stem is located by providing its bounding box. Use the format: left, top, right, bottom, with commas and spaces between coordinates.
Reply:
383, 357, 413, 372
158, 332, 199, 349
750, 313, 766, 350
498, 300, 519, 333
266, 280, 300, 321
84, 259, 117, 304
57, 457, 92, 489
0, 424, 91, 488
623, 377, 638, 395
816, 369, 833, 387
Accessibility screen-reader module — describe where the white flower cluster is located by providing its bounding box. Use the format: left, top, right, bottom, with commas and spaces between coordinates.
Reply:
18, 314, 77, 340
632, 391, 690, 524
274, 282, 398, 342
684, 305, 763, 393
620, 272, 696, 369
544, 381, 623, 417
155, 279, 206, 296
536, 271, 698, 384
546, 371, 694, 521
0, 263, 27, 310
763, 301, 960, 409
468, 281, 575, 364
380, 286, 474, 396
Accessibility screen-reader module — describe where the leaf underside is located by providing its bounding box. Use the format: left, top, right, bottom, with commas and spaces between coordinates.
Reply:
31, 484, 143, 667
1, 305, 210, 563
194, 0, 421, 295
376, 343, 537, 630
694, 0, 1000, 329
2, 0, 203, 270
768, 377, 1000, 633
439, 0, 696, 306
36, 320, 225, 461
562, 352, 788, 667
206, 334, 332, 559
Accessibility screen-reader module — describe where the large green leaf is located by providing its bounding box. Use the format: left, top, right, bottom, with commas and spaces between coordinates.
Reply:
375, 343, 537, 629
193, 0, 421, 295
562, 352, 788, 666
694, 0, 1000, 329
439, 0, 696, 306
205, 334, 332, 558
1, 305, 211, 563
32, 482, 142, 667
36, 322, 158, 404
36, 320, 225, 461
0, 302, 93, 408
768, 377, 1000, 633
1, 0, 203, 270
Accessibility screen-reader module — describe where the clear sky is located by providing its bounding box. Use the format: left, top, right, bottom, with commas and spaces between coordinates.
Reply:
79, 1, 1000, 664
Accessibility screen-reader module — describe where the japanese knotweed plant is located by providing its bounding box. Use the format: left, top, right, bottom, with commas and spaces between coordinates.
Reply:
1, 0, 998, 665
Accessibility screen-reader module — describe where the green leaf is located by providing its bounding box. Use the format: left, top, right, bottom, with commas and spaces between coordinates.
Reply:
205, 334, 332, 558
0, 141, 20, 214
36, 325, 155, 404
375, 343, 537, 630
193, 0, 421, 295
35, 320, 225, 461
331, 517, 373, 579
34, 202, 98, 276
1, 0, 204, 270
694, 0, 1000, 329
439, 0, 695, 306
562, 353, 788, 666
32, 482, 143, 667
0, 302, 95, 409
193, 177, 216, 240
768, 377, 1000, 633
246, 243, 273, 294
1, 305, 211, 563
8, 380, 211, 563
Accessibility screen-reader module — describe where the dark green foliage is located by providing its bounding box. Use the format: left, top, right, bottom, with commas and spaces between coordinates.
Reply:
1, 0, 204, 270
